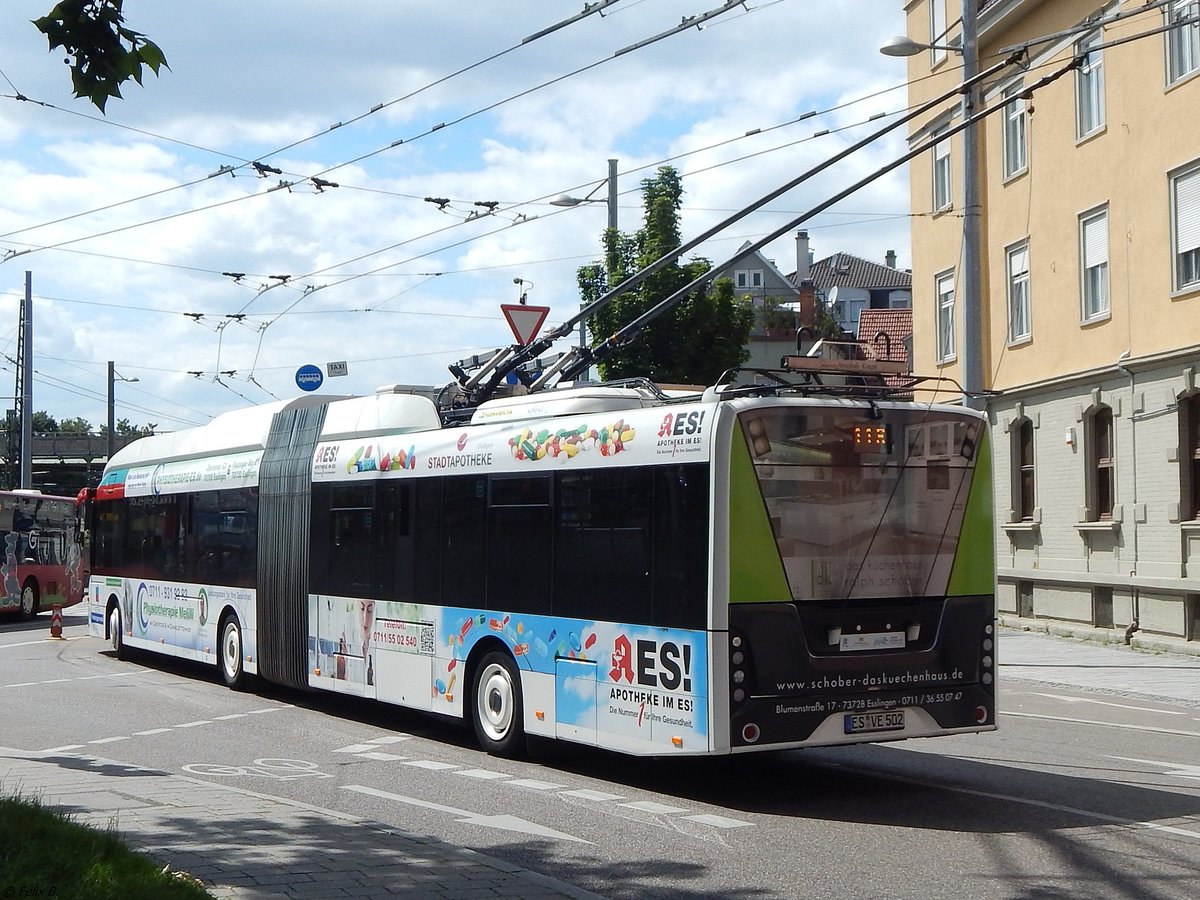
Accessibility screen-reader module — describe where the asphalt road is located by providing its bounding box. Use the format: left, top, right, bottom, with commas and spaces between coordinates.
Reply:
3, 609, 1199, 899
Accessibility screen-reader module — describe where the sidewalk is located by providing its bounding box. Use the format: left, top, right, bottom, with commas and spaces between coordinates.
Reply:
1000, 613, 1200, 659
0, 748, 602, 900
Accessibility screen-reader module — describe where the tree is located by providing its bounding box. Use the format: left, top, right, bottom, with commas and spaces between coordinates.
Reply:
577, 167, 754, 385
32, 410, 59, 434
58, 416, 92, 434
33, 0, 168, 112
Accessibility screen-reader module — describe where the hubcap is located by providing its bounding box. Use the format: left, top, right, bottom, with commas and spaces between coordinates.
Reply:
223, 624, 240, 678
21, 587, 34, 616
477, 664, 512, 741
110, 608, 121, 652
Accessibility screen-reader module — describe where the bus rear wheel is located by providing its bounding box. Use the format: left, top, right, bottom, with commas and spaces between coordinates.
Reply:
19, 580, 39, 620
109, 603, 129, 661
219, 615, 247, 691
472, 651, 525, 758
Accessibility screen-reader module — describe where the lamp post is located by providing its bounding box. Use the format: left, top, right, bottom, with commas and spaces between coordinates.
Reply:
107, 361, 139, 460
550, 158, 619, 382
881, 2, 983, 409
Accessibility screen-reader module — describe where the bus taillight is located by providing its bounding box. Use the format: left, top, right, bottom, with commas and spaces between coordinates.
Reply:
974, 706, 988, 724
730, 632, 748, 704
742, 723, 760, 743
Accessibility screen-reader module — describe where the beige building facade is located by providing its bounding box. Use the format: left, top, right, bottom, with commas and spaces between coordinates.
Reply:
903, 0, 1200, 640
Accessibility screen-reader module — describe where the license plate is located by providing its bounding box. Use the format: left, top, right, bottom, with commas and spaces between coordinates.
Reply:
844, 711, 905, 734
839, 632, 906, 651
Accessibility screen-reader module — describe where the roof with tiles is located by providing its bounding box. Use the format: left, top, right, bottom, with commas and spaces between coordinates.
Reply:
790, 253, 912, 291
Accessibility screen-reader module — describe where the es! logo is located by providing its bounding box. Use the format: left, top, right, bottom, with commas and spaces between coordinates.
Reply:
457, 433, 469, 452
610, 634, 693, 691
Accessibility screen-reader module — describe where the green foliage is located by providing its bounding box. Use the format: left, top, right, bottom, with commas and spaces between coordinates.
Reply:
32, 410, 59, 433
58, 416, 93, 433
33, 0, 169, 112
578, 167, 754, 385
0, 794, 212, 899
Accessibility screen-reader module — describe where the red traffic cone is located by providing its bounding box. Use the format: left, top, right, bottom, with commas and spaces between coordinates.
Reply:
49, 604, 64, 639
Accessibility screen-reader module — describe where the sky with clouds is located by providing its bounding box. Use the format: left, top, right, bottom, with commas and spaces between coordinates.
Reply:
1, 0, 917, 432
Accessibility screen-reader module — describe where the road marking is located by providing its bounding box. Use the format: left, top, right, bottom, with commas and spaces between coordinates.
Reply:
246, 707, 286, 714
455, 768, 511, 780
357, 752, 408, 761
506, 778, 567, 790
1109, 756, 1200, 782
1004, 710, 1200, 738
133, 728, 173, 735
560, 789, 626, 802
403, 760, 459, 770
40, 678, 70, 684
333, 743, 379, 754
622, 800, 689, 814
41, 744, 84, 753
1028, 692, 1186, 715
366, 735, 411, 744
342, 784, 590, 843
174, 720, 211, 728
683, 814, 752, 829
214, 713, 247, 720
184, 758, 331, 780
87, 736, 129, 745
0, 638, 60, 649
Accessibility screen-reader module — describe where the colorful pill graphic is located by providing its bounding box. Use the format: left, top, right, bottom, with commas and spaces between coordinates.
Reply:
447, 658, 457, 671
533, 636, 549, 656
547, 629, 557, 643
489, 618, 504, 631
569, 632, 581, 652
513, 643, 530, 656
447, 672, 457, 693
460, 618, 474, 638
516, 622, 524, 635
584, 633, 597, 650
434, 678, 447, 694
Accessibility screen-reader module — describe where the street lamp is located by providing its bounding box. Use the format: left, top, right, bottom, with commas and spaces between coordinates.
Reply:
549, 159, 619, 382
107, 360, 139, 460
881, 3, 983, 410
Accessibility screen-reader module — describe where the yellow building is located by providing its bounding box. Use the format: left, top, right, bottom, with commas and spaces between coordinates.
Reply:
903, 1, 1200, 641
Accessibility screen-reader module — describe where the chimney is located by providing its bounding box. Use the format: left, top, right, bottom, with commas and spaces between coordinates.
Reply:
885, 249, 897, 269
795, 230, 811, 282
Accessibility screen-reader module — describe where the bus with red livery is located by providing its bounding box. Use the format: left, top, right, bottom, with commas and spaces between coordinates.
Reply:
1, 489, 86, 619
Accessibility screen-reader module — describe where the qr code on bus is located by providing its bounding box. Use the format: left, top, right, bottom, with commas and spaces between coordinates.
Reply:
419, 623, 435, 656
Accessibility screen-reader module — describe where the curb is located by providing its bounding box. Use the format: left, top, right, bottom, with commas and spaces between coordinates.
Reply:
999, 615, 1200, 659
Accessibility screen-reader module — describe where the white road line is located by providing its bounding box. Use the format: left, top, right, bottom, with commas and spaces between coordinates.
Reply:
403, 760, 459, 770
455, 769, 511, 780
333, 744, 378, 754
683, 814, 752, 829
506, 778, 567, 790
41, 678, 70, 684
356, 752, 408, 761
1028, 692, 1187, 715
174, 721, 211, 728
9, 682, 37, 687
246, 707, 286, 714
213, 713, 247, 720
622, 800, 689, 814
87, 736, 129, 745
0, 638, 58, 649
367, 735, 411, 744
133, 728, 173, 735
1004, 710, 1200, 738
40, 744, 83, 753
560, 789, 626, 802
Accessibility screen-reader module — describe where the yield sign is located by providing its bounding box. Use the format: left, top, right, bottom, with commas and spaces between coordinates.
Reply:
501, 303, 550, 345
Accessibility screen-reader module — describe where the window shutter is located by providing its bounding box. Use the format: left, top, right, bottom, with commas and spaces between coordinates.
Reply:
1176, 167, 1200, 255
1082, 213, 1108, 267
1009, 244, 1029, 277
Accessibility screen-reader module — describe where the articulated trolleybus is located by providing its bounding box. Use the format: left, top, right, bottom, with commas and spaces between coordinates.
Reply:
1, 489, 85, 619
86, 365, 995, 757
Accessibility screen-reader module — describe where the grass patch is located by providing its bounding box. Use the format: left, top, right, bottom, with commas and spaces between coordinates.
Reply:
0, 794, 212, 899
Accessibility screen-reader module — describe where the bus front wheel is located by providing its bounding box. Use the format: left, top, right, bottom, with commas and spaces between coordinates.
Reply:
219, 615, 247, 691
19, 580, 39, 620
109, 604, 129, 661
471, 651, 525, 758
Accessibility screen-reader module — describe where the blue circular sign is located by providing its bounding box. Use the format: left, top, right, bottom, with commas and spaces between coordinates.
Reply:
296, 364, 324, 392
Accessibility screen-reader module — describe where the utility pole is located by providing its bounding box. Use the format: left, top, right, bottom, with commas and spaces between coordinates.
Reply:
19, 272, 33, 489
960, 1, 984, 410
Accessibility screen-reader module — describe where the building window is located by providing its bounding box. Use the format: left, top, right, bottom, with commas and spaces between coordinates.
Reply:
1171, 162, 1200, 291
1002, 83, 1027, 178
935, 270, 955, 362
1086, 404, 1115, 520
930, 0, 947, 66
1181, 392, 1200, 520
735, 269, 764, 290
1006, 240, 1031, 342
932, 127, 952, 212
1080, 207, 1110, 321
1013, 418, 1036, 521
1017, 581, 1035, 618
1167, 1, 1200, 84
1076, 31, 1105, 138
1092, 586, 1114, 629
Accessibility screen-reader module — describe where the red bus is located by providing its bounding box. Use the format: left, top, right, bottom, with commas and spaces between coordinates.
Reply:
0, 490, 85, 619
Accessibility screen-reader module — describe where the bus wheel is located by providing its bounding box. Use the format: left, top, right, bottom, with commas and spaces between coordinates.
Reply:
19, 580, 39, 620
219, 615, 247, 691
472, 651, 525, 758
109, 604, 129, 661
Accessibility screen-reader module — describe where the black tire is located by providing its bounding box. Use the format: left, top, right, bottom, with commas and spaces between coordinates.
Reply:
19, 580, 39, 621
471, 650, 526, 758
108, 603, 129, 661
219, 615, 247, 690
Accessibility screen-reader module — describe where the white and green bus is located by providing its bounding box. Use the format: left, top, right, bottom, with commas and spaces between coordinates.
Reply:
85, 372, 995, 757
